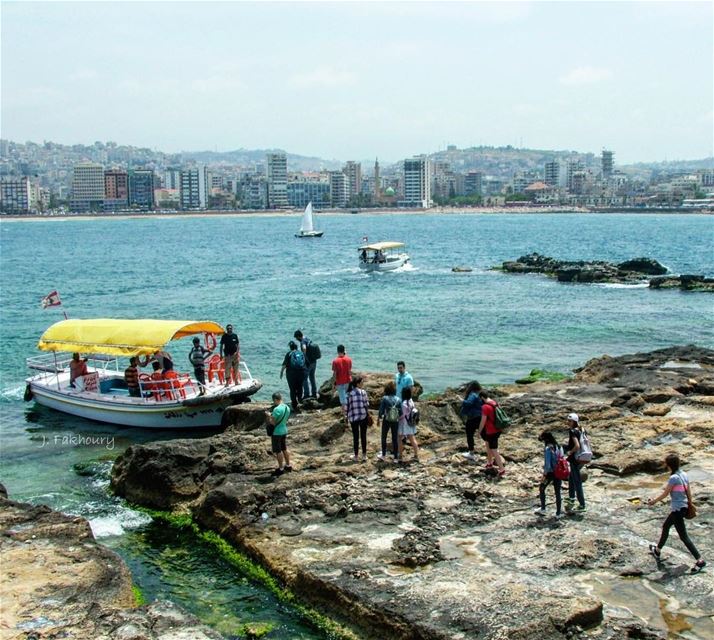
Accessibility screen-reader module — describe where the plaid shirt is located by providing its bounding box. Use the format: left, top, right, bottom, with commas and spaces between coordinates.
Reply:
346, 388, 369, 423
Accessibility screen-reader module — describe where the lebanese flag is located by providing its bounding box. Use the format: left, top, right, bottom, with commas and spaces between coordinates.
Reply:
41, 290, 62, 308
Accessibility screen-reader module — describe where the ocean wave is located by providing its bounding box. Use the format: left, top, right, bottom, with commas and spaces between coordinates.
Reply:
89, 507, 152, 538
0, 384, 25, 401
596, 282, 649, 289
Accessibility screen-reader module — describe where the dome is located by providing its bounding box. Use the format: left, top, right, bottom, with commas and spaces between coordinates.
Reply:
384, 187, 395, 196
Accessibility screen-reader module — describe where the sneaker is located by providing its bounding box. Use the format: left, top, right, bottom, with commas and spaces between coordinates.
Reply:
649, 544, 661, 560
377, 452, 385, 460
534, 508, 547, 517
352, 455, 359, 462
271, 468, 285, 477
361, 455, 368, 462
284, 465, 293, 473
555, 513, 565, 520
691, 560, 706, 574
461, 452, 475, 460
565, 497, 575, 505
574, 504, 587, 512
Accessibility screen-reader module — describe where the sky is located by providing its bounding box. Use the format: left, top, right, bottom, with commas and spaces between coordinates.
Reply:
1, 1, 712, 164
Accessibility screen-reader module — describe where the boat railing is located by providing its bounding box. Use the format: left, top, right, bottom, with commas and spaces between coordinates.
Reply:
27, 352, 119, 375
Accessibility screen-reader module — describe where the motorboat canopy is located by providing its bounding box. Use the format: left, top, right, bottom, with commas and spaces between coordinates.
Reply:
37, 318, 225, 357
358, 241, 405, 251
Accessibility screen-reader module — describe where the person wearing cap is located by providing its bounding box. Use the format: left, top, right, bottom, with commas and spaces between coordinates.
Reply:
565, 412, 586, 512
188, 337, 213, 396
219, 324, 240, 386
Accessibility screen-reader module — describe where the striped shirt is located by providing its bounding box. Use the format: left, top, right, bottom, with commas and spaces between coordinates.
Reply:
346, 388, 369, 423
668, 472, 689, 512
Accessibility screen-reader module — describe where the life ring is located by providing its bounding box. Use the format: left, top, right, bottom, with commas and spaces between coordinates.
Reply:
205, 333, 217, 351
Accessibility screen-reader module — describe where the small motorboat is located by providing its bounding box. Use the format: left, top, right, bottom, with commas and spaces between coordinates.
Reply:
358, 241, 410, 272
25, 318, 262, 429
295, 202, 323, 238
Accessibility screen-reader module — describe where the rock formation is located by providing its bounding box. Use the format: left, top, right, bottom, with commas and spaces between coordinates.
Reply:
111, 347, 714, 640
0, 494, 225, 640
499, 253, 713, 290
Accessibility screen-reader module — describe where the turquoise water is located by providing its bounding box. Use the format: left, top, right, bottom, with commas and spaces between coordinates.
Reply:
1, 212, 712, 637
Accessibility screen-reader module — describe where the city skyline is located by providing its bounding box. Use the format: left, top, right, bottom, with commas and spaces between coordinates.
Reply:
2, 1, 712, 164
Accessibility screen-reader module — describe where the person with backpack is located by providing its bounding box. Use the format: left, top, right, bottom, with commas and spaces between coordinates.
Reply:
479, 390, 506, 477
647, 453, 706, 574
346, 375, 370, 462
377, 381, 401, 462
294, 330, 320, 399
460, 381, 483, 461
398, 386, 419, 463
265, 392, 292, 477
535, 430, 565, 519
280, 340, 305, 411
564, 413, 586, 513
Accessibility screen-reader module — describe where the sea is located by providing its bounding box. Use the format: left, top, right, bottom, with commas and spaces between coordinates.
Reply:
1, 212, 713, 638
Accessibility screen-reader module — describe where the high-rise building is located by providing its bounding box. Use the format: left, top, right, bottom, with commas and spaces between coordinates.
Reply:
329, 171, 349, 208
179, 166, 208, 210
164, 167, 181, 190
104, 169, 129, 211
601, 149, 614, 179
400, 156, 431, 208
287, 179, 330, 209
464, 172, 483, 196
374, 158, 381, 200
266, 152, 288, 208
566, 160, 584, 192
343, 161, 362, 202
128, 169, 156, 211
0, 176, 32, 214
544, 161, 560, 187
70, 162, 105, 212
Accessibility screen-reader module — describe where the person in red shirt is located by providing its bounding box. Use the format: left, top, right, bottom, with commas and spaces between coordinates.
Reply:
331, 344, 353, 413
479, 389, 506, 477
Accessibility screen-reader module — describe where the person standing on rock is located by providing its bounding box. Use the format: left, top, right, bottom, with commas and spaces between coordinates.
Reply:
460, 381, 483, 461
331, 345, 353, 414
280, 341, 305, 411
395, 361, 414, 399
535, 431, 564, 519
647, 453, 706, 573
265, 392, 292, 476
564, 413, 586, 513
377, 381, 401, 462
479, 390, 506, 477
346, 375, 369, 462
398, 386, 419, 463
294, 329, 318, 399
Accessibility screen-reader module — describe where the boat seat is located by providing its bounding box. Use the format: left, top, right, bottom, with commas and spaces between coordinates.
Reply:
207, 355, 225, 384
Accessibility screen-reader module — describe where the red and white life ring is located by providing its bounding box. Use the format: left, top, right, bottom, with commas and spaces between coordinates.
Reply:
205, 333, 217, 351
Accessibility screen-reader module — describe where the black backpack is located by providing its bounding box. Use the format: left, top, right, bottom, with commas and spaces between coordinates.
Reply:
306, 342, 321, 362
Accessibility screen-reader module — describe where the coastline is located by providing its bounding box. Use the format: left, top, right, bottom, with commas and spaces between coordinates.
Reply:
1, 206, 711, 222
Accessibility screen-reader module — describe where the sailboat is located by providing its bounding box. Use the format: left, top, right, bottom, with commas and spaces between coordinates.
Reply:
295, 202, 324, 238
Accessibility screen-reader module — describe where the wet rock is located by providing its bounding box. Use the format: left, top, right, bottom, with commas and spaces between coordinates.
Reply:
649, 274, 714, 292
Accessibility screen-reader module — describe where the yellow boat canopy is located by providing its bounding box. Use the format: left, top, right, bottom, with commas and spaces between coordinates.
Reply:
37, 319, 225, 357
358, 241, 405, 251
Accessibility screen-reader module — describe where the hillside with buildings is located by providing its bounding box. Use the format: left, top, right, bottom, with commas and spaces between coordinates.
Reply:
0, 138, 712, 214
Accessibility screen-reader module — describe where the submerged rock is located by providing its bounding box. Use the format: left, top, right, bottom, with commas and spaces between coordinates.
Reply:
111, 349, 714, 640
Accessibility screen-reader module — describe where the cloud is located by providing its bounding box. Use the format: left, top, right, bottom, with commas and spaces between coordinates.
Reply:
289, 67, 357, 89
559, 66, 613, 86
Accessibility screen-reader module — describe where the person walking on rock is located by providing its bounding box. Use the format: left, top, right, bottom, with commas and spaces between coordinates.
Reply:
265, 392, 292, 477
280, 341, 305, 411
377, 381, 401, 462
535, 431, 564, 519
294, 329, 319, 399
648, 453, 706, 573
564, 413, 586, 513
331, 344, 353, 414
346, 375, 369, 462
398, 387, 419, 463
479, 390, 506, 477
460, 381, 483, 461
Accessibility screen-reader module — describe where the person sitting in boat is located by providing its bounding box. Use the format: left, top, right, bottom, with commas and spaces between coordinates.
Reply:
373, 249, 386, 263
124, 357, 141, 398
140, 350, 174, 373
69, 353, 88, 388
145, 361, 166, 399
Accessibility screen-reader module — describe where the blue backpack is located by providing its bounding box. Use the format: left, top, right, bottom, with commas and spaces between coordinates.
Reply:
290, 350, 305, 369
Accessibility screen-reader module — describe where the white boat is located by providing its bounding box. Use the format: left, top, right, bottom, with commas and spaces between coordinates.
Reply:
295, 202, 324, 238
24, 319, 262, 429
358, 241, 410, 272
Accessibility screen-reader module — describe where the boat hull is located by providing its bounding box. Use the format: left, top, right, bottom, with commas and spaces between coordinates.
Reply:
27, 379, 262, 429
295, 231, 324, 238
359, 255, 410, 272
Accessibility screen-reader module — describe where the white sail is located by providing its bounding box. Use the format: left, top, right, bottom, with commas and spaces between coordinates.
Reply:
299, 202, 314, 233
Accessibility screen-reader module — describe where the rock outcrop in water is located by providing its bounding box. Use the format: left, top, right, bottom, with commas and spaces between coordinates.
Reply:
111, 346, 714, 640
0, 494, 225, 639
500, 253, 714, 291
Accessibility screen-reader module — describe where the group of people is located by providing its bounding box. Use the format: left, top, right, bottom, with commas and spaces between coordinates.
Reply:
268, 351, 707, 574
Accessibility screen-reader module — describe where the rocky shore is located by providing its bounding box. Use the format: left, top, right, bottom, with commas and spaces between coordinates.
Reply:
111, 346, 714, 640
500, 253, 714, 291
0, 486, 225, 640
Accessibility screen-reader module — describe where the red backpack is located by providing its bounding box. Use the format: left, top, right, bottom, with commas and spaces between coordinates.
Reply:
554, 447, 570, 480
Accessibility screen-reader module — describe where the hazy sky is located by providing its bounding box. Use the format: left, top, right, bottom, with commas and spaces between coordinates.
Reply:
2, 1, 712, 163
